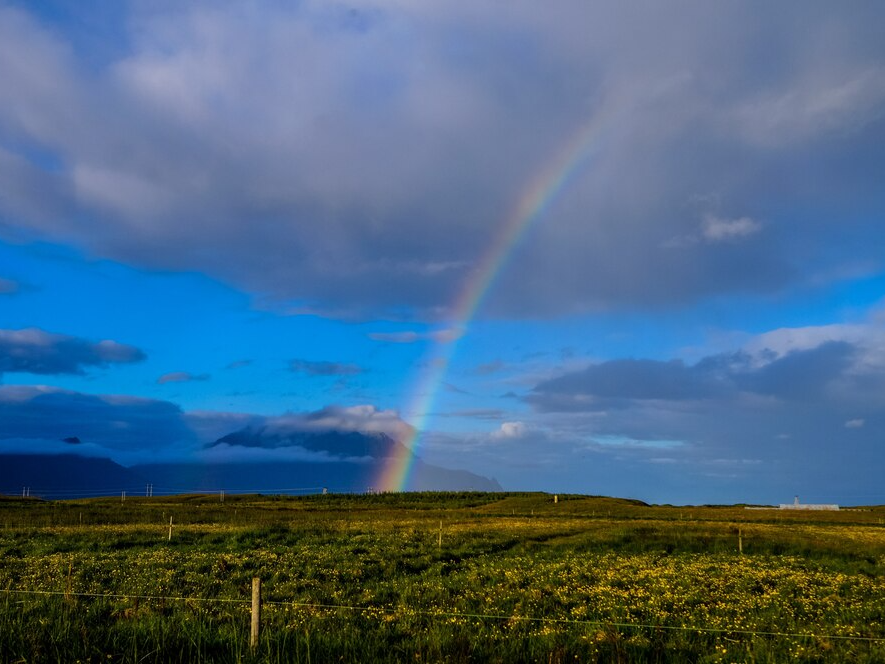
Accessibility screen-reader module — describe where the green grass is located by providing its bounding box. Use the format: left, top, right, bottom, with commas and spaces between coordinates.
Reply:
1, 492, 884, 662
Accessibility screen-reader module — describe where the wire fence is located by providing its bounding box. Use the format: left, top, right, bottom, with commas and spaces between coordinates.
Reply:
0, 486, 327, 500
2, 587, 884, 644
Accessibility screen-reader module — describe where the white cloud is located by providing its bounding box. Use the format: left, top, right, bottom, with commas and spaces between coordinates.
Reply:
701, 215, 761, 242
739, 319, 885, 379
265, 405, 415, 443
744, 324, 867, 360
664, 213, 761, 248
492, 421, 528, 440
731, 68, 885, 146
845, 418, 865, 429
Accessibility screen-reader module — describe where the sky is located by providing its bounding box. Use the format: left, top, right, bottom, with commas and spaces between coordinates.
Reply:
1, 0, 884, 504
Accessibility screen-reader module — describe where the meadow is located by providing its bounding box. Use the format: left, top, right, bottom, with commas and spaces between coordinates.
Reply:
1, 492, 884, 662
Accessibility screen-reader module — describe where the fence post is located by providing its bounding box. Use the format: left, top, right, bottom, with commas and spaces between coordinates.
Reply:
65, 560, 73, 602
251, 577, 261, 649
168, 516, 173, 541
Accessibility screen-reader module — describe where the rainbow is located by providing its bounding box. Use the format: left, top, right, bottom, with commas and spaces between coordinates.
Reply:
376, 108, 615, 492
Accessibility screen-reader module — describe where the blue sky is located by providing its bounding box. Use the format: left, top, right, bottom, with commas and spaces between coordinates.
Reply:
1, 1, 885, 504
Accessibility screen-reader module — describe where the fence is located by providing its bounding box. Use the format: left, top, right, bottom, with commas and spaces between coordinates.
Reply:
0, 486, 327, 500
3, 585, 885, 646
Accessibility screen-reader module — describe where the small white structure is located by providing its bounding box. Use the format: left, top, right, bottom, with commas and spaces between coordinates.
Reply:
779, 495, 839, 511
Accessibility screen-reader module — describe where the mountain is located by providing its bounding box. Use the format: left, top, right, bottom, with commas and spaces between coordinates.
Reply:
189, 425, 502, 492
0, 454, 147, 499
0, 427, 502, 497
133, 457, 501, 493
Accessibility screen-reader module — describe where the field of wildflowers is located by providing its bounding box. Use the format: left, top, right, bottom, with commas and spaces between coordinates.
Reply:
1, 492, 884, 662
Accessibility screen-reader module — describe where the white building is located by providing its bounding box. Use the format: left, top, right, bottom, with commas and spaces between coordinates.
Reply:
778, 495, 839, 511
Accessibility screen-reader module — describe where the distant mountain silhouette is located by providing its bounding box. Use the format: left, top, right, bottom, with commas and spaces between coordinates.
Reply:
0, 428, 502, 497
0, 454, 146, 499
200, 425, 501, 491
134, 457, 500, 493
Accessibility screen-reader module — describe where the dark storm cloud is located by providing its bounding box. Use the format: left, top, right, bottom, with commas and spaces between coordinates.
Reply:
530, 341, 862, 411
289, 359, 363, 377
534, 357, 733, 404
0, 388, 412, 464
0, 386, 195, 451
0, 327, 145, 375
0, 3, 883, 318
737, 341, 856, 401
510, 335, 885, 502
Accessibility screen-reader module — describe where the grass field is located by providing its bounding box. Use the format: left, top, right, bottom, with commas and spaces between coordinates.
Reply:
1, 492, 884, 662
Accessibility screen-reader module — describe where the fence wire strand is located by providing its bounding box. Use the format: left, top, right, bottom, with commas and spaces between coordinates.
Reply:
3, 587, 884, 644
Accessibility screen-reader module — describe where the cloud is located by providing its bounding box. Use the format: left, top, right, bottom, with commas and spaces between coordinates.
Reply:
368, 331, 422, 343
289, 359, 363, 376
730, 67, 885, 146
0, 386, 415, 464
200, 441, 361, 465
530, 356, 735, 409
211, 404, 415, 458
491, 421, 529, 440
0, 277, 18, 294
474, 360, 505, 375
295, 404, 414, 441
442, 408, 505, 420
700, 216, 762, 243
225, 359, 252, 369
184, 410, 261, 444
504, 326, 885, 502
664, 213, 762, 248
368, 328, 463, 344
739, 341, 855, 401
530, 340, 860, 411
0, 327, 145, 375
0, 385, 196, 456
1, 3, 883, 318
593, 435, 684, 449
157, 371, 210, 384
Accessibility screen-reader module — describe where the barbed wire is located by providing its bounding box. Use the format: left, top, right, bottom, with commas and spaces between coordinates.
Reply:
2, 588, 884, 643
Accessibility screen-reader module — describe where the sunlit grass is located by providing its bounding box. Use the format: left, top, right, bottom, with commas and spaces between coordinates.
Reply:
1, 492, 884, 662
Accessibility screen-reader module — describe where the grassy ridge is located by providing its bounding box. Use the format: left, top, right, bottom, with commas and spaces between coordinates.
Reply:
1, 493, 884, 662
